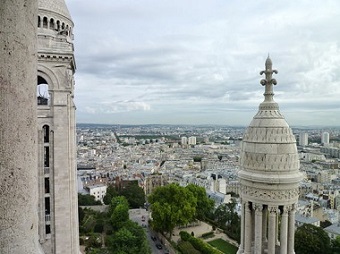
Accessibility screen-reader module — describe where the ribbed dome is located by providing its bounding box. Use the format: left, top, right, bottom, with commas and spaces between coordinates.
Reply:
38, 0, 71, 20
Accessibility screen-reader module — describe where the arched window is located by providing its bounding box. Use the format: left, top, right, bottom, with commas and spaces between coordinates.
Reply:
38, 16, 41, 27
37, 76, 49, 105
50, 18, 55, 30
43, 17, 48, 29
56, 20, 60, 31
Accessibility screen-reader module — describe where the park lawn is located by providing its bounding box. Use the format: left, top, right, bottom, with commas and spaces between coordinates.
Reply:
208, 238, 238, 254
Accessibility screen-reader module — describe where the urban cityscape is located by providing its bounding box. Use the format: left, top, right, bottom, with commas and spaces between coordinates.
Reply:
77, 123, 340, 253
1, 0, 340, 254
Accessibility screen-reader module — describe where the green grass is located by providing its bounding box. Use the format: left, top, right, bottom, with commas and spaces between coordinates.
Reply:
207, 239, 238, 254
178, 241, 201, 254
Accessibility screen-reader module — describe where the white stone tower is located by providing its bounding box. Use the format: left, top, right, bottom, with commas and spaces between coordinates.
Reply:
237, 57, 302, 254
37, 0, 79, 253
0, 1, 44, 253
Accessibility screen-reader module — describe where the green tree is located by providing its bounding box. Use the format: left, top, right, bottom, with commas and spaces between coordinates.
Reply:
214, 201, 238, 226
109, 196, 129, 230
148, 183, 197, 238
78, 193, 102, 206
78, 206, 85, 223
214, 200, 240, 242
119, 182, 145, 208
106, 221, 151, 254
295, 224, 331, 254
103, 185, 118, 205
109, 196, 129, 213
331, 235, 340, 253
186, 184, 214, 220
193, 156, 202, 162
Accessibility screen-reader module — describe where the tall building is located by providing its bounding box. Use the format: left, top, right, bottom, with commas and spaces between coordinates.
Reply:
181, 136, 188, 145
322, 131, 330, 145
237, 57, 302, 254
188, 136, 197, 145
299, 132, 308, 146
37, 0, 79, 253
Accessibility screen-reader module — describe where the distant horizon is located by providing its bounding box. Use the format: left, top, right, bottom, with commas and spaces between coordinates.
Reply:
76, 122, 340, 129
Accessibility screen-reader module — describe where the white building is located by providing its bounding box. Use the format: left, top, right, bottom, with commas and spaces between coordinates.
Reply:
237, 57, 302, 254
181, 136, 188, 145
188, 136, 197, 145
299, 132, 308, 146
86, 185, 107, 203
322, 132, 330, 145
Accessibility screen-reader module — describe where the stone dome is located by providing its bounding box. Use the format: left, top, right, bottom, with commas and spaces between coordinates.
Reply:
38, 0, 71, 20
238, 57, 302, 205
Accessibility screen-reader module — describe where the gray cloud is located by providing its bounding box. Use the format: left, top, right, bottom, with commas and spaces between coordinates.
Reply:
67, 0, 340, 126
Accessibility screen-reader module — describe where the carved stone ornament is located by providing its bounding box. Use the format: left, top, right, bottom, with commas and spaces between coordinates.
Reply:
240, 185, 299, 201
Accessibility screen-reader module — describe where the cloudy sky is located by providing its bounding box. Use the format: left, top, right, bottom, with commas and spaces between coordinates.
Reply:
66, 0, 340, 126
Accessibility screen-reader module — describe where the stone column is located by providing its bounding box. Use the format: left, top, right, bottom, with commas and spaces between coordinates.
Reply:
268, 206, 277, 254
37, 129, 45, 243
237, 200, 245, 254
276, 210, 280, 245
280, 206, 289, 254
244, 202, 252, 254
287, 205, 296, 254
262, 206, 268, 243
0, 1, 43, 253
254, 203, 263, 254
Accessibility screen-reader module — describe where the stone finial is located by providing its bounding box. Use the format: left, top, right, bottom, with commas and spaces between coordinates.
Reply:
260, 56, 278, 103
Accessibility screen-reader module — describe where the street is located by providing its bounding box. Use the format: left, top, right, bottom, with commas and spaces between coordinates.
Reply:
129, 208, 170, 254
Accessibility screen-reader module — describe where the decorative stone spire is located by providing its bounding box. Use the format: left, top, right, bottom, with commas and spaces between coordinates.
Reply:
258, 56, 279, 111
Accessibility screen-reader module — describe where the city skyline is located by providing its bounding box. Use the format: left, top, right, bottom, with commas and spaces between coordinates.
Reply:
67, 0, 340, 126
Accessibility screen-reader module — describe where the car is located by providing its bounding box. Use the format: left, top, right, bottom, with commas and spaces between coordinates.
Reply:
151, 236, 157, 241
155, 244, 162, 249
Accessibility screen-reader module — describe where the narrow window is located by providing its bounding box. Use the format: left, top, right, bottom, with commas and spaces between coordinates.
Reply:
43, 17, 48, 29
43, 125, 50, 143
45, 225, 51, 234
44, 146, 49, 167
50, 18, 55, 30
45, 197, 50, 214
45, 178, 50, 194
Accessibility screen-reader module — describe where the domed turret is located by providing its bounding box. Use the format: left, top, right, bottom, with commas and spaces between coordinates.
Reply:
38, 0, 72, 20
237, 57, 302, 254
